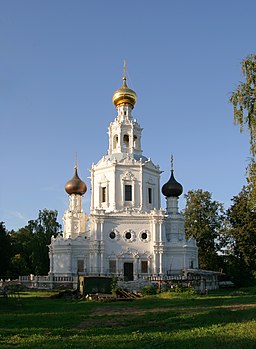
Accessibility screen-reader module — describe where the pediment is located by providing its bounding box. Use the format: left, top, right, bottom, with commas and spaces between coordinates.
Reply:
118, 248, 139, 258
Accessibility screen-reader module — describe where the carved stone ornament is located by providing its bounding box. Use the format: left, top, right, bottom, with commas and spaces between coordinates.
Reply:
108, 229, 120, 241
100, 174, 109, 183
123, 229, 136, 242
118, 247, 139, 258
139, 230, 150, 243
122, 171, 135, 181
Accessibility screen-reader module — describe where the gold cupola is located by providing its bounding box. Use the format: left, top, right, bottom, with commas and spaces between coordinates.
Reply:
112, 61, 137, 109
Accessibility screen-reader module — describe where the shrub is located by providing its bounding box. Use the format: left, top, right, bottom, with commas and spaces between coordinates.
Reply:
173, 284, 196, 295
111, 277, 118, 294
141, 285, 158, 296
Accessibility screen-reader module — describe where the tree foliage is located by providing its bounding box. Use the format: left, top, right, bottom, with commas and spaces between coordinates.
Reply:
7, 209, 62, 277
230, 54, 256, 209
26, 209, 62, 275
226, 186, 256, 285
247, 159, 256, 210
230, 54, 256, 157
8, 227, 34, 277
0, 222, 11, 278
184, 189, 224, 271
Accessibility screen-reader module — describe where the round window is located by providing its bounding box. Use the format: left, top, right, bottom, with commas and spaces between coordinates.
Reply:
141, 232, 147, 240
125, 232, 132, 239
109, 231, 116, 239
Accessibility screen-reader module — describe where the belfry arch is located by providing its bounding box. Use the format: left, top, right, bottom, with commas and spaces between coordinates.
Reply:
113, 134, 119, 149
123, 134, 129, 151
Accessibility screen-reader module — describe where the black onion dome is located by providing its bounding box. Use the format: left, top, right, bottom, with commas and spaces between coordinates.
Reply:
162, 170, 183, 197
65, 167, 87, 195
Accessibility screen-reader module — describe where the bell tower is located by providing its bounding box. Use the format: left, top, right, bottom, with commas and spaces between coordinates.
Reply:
162, 155, 183, 214
63, 165, 88, 238
90, 62, 161, 213
108, 61, 142, 157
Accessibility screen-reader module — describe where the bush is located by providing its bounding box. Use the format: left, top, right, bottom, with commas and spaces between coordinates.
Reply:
141, 285, 158, 296
173, 284, 196, 295
111, 277, 118, 294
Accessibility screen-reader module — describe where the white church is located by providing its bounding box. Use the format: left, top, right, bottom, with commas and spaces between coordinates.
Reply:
47, 65, 199, 286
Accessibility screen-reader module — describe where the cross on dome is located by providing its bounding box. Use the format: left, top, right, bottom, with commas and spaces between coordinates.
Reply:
112, 61, 137, 109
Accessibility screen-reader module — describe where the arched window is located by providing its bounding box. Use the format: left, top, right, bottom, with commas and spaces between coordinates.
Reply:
123, 134, 129, 150
133, 135, 138, 148
113, 135, 118, 149
141, 261, 148, 273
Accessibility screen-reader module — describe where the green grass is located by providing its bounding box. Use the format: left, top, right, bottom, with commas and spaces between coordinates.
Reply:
0, 288, 256, 348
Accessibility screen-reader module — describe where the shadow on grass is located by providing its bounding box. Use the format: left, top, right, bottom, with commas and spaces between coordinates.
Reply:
0, 292, 256, 349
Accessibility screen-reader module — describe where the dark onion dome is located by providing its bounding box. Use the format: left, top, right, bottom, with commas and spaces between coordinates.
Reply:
65, 167, 87, 195
162, 170, 183, 197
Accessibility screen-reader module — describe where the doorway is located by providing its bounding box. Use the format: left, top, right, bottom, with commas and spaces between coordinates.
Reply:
124, 262, 134, 281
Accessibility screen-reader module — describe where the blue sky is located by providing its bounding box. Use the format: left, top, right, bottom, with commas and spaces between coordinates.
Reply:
0, 0, 254, 231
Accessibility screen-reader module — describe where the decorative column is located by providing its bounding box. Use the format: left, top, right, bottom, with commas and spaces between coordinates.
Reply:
113, 159, 117, 210
139, 161, 143, 209
159, 218, 164, 274
90, 164, 95, 211
132, 179, 135, 207
100, 219, 104, 275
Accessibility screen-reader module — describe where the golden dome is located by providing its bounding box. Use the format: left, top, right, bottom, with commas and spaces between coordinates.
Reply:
112, 62, 137, 109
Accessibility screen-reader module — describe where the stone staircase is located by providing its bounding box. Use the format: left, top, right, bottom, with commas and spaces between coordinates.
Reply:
117, 279, 148, 292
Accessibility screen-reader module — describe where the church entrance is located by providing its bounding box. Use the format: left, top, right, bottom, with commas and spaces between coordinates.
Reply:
124, 262, 134, 281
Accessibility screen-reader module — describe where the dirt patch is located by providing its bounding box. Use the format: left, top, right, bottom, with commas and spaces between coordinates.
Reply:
89, 303, 256, 316
77, 303, 256, 329
216, 303, 256, 311
90, 306, 173, 317
77, 306, 174, 329
77, 317, 127, 329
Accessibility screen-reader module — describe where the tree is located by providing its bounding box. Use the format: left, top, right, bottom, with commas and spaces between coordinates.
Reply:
226, 186, 256, 286
247, 159, 256, 211
184, 190, 224, 270
27, 209, 62, 275
8, 227, 34, 277
0, 222, 11, 279
8, 209, 62, 277
9, 254, 30, 277
230, 54, 256, 209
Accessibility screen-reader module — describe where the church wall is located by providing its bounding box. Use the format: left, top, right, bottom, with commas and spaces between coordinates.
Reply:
103, 222, 152, 246
115, 166, 140, 210
91, 165, 112, 211
141, 168, 160, 211
90, 214, 158, 277
52, 249, 72, 275
50, 235, 90, 276
93, 160, 161, 213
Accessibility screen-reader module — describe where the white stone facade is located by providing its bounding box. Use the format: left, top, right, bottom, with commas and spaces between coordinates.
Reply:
49, 75, 198, 282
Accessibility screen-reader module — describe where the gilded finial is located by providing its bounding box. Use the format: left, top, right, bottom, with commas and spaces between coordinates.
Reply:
123, 59, 127, 86
171, 154, 174, 172
65, 154, 87, 196
112, 60, 137, 108
75, 152, 78, 169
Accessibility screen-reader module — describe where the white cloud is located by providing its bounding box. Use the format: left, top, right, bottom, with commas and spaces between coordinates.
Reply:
10, 211, 28, 224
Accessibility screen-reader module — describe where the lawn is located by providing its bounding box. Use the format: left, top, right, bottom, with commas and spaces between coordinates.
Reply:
0, 288, 256, 348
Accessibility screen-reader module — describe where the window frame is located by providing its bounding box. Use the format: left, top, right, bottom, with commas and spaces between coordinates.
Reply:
141, 261, 148, 274
77, 259, 84, 273
148, 187, 152, 204
124, 184, 132, 202
109, 260, 117, 274
102, 186, 106, 203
